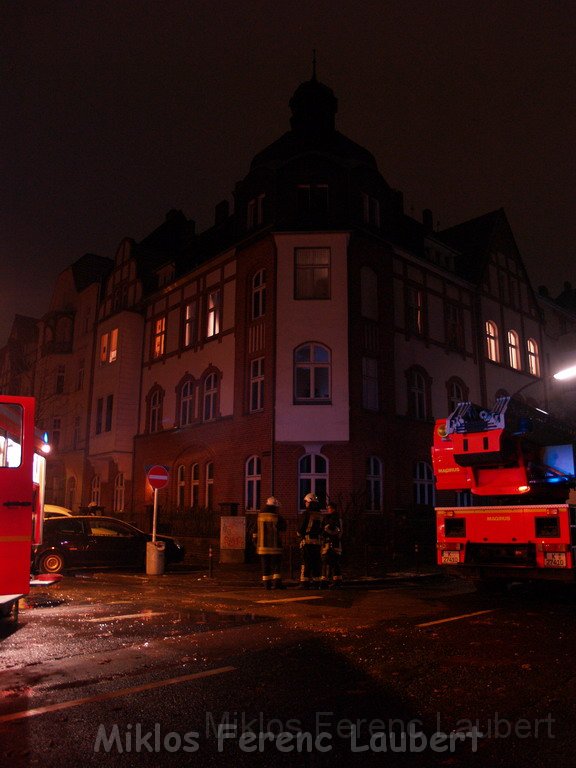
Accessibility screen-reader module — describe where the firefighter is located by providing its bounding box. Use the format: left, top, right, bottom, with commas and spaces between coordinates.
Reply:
297, 492, 323, 587
255, 497, 286, 590
321, 502, 343, 588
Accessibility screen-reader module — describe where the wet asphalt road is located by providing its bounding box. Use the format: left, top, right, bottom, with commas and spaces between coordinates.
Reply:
1, 571, 576, 768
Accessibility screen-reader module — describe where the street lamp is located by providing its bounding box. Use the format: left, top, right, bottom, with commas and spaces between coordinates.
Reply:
512, 363, 576, 399
553, 364, 576, 381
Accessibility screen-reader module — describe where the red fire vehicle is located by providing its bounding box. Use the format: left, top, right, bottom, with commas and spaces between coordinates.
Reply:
0, 396, 57, 622
432, 396, 576, 586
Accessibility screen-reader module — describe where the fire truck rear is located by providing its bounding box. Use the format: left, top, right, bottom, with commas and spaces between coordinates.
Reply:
432, 397, 576, 586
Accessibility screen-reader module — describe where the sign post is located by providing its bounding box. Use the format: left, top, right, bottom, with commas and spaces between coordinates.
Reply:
147, 464, 169, 541
146, 465, 169, 575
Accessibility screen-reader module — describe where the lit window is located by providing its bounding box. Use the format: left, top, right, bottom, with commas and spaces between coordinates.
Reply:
366, 456, 382, 511
206, 291, 220, 338
245, 456, 261, 511
109, 328, 118, 362
152, 317, 166, 359
406, 287, 424, 335
294, 248, 330, 300
100, 329, 119, 363
413, 461, 435, 506
252, 270, 266, 319
183, 301, 197, 348
507, 330, 521, 370
294, 343, 330, 402
485, 320, 500, 362
527, 339, 540, 377
250, 358, 265, 412
298, 453, 328, 510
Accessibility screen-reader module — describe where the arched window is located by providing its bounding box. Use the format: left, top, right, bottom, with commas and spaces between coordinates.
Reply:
176, 464, 186, 509
203, 372, 219, 421
360, 266, 378, 321
113, 473, 125, 513
507, 330, 521, 370
366, 456, 382, 512
190, 463, 199, 508
205, 462, 214, 509
527, 339, 540, 377
147, 385, 164, 433
294, 343, 331, 402
91, 475, 101, 506
485, 320, 500, 362
298, 453, 328, 510
179, 378, 195, 426
406, 367, 430, 419
252, 269, 266, 320
413, 461, 435, 506
446, 377, 468, 414
245, 456, 261, 511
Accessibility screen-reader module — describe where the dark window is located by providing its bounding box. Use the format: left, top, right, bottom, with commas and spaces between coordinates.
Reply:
535, 517, 560, 538
96, 398, 103, 435
445, 518, 466, 537
105, 395, 113, 432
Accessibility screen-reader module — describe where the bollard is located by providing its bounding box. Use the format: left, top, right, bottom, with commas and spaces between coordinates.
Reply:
208, 545, 213, 577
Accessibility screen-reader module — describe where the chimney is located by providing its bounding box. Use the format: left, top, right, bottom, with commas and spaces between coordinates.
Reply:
422, 209, 433, 233
215, 200, 229, 225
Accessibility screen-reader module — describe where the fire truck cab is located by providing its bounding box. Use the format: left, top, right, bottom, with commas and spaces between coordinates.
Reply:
432, 397, 576, 586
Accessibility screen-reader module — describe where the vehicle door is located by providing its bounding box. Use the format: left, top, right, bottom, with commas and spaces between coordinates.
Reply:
46, 518, 89, 566
86, 519, 141, 567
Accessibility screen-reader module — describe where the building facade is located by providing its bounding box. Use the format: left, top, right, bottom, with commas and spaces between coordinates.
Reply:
2, 74, 575, 551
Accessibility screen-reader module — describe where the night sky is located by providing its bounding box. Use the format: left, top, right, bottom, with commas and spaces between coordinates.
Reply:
3, 1, 575, 341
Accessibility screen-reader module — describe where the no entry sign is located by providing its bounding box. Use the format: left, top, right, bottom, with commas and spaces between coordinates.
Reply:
147, 465, 169, 490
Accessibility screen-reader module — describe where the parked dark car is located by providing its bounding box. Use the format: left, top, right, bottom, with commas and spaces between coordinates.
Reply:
33, 516, 185, 574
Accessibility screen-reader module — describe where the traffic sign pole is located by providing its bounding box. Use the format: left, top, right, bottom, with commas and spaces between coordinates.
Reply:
152, 488, 158, 542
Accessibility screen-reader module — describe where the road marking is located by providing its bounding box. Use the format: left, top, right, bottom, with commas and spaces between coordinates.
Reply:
417, 609, 495, 628
256, 595, 324, 604
86, 611, 167, 622
0, 666, 235, 724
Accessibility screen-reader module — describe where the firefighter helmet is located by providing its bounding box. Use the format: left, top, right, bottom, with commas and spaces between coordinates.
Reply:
266, 496, 281, 507
304, 492, 318, 503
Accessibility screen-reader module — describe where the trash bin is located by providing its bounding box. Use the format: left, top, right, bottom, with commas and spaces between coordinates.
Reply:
146, 540, 165, 575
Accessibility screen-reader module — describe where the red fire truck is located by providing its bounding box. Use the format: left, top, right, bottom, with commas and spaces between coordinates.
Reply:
432, 396, 576, 587
0, 396, 57, 622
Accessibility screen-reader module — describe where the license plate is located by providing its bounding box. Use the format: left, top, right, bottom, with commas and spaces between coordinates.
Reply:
544, 553, 566, 568
441, 551, 460, 564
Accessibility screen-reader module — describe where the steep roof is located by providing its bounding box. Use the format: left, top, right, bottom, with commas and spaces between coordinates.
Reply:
437, 209, 505, 283
70, 253, 114, 292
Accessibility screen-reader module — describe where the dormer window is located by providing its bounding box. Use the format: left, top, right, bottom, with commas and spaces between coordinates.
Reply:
247, 195, 265, 229
362, 193, 380, 227
297, 184, 329, 217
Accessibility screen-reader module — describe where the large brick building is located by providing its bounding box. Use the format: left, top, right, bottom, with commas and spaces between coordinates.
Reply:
2, 73, 575, 549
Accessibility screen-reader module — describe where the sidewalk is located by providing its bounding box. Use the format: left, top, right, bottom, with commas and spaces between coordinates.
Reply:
155, 559, 442, 588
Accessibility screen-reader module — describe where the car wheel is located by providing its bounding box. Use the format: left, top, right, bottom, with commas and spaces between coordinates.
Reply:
37, 551, 66, 574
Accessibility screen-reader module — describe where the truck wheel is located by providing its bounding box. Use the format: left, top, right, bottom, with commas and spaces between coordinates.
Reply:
37, 551, 65, 574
